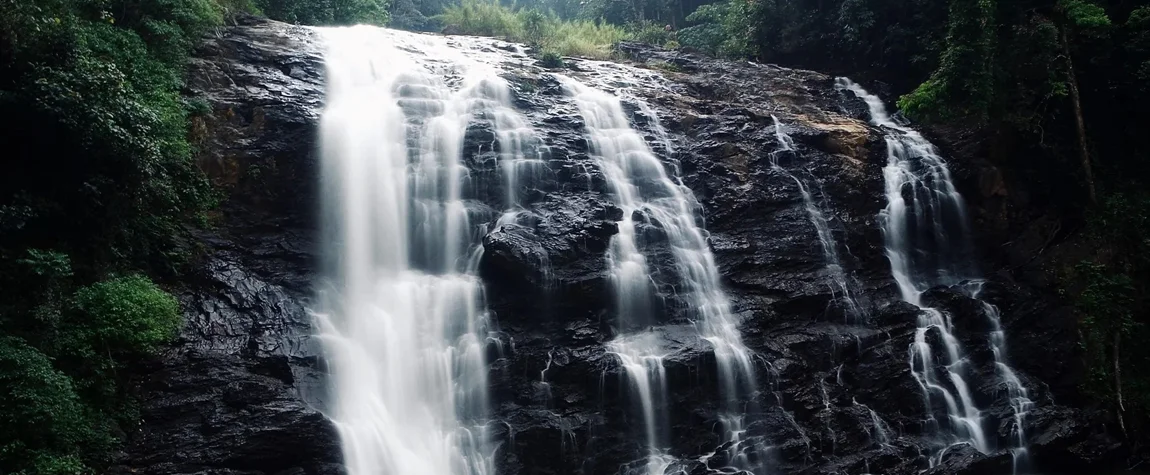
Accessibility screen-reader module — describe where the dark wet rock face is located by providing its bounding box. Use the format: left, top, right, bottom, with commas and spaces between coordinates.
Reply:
108, 18, 339, 475
113, 18, 1122, 475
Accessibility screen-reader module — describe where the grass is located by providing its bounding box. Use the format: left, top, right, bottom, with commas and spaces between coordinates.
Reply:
437, 0, 630, 59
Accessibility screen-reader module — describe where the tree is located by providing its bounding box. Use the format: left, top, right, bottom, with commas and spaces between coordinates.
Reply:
1055, 0, 1111, 205
898, 0, 997, 122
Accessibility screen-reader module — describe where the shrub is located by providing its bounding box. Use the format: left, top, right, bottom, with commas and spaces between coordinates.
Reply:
519, 8, 552, 46
540, 51, 564, 68
72, 276, 181, 356
627, 20, 672, 46
542, 18, 628, 59
0, 336, 110, 474
645, 60, 681, 72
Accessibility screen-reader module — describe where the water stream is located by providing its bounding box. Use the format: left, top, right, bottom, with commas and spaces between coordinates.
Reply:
969, 281, 1035, 473
314, 26, 540, 475
308, 22, 1033, 475
836, 78, 1030, 465
770, 116, 864, 322
559, 74, 760, 474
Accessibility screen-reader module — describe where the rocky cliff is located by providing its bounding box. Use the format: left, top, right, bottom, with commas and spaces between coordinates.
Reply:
109, 16, 1124, 475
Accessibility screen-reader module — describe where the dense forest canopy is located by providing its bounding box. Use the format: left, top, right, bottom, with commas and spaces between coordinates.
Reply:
2, 0, 1150, 471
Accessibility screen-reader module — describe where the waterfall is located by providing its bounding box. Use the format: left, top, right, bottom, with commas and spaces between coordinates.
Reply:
833, 79, 975, 302
770, 116, 864, 322
314, 26, 536, 475
494, 87, 549, 225
835, 78, 992, 458
558, 74, 760, 474
969, 281, 1034, 473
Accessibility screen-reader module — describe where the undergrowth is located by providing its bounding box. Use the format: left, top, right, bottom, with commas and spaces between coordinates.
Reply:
438, 0, 629, 59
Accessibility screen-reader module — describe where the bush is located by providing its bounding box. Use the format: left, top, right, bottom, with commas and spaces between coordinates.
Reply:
72, 275, 181, 356
1, 0, 210, 471
1, 0, 217, 277
627, 20, 672, 46
645, 60, 681, 72
0, 337, 110, 474
543, 18, 629, 58
540, 51, 565, 68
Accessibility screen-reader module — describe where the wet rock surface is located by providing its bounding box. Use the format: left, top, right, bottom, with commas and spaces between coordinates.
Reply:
114, 17, 1122, 475
109, 17, 338, 475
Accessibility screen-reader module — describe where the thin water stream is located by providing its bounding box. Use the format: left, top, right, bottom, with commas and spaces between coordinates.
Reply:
770, 116, 864, 322
837, 77, 1031, 469
560, 73, 760, 474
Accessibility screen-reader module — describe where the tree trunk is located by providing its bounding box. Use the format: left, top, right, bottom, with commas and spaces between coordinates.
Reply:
1114, 331, 1128, 438
1060, 27, 1098, 205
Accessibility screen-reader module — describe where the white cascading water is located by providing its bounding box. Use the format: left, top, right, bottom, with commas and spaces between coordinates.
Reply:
493, 88, 549, 227
314, 26, 540, 475
558, 74, 760, 474
770, 116, 864, 322
969, 281, 1034, 473
834, 78, 991, 457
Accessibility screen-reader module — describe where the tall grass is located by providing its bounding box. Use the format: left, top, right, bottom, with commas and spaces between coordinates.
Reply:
437, 0, 629, 59
438, 0, 524, 38
544, 19, 630, 58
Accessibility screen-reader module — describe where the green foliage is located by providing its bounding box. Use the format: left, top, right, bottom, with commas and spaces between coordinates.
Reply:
1, 0, 211, 470
749, 0, 947, 91
678, 0, 751, 57
645, 60, 681, 72
1060, 0, 1110, 28
1074, 261, 1137, 399
539, 51, 565, 68
575, 0, 672, 27
438, 1, 628, 58
73, 276, 181, 356
438, 0, 524, 37
996, 16, 1066, 130
0, 273, 180, 473
543, 18, 629, 58
898, 0, 997, 123
254, 0, 390, 25
897, 78, 949, 121
1, 0, 217, 278
0, 337, 110, 475
1068, 192, 1150, 419
521, 9, 551, 45
627, 20, 672, 46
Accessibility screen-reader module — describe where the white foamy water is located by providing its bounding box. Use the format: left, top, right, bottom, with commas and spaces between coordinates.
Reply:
968, 281, 1034, 474
836, 78, 1010, 460
314, 26, 539, 475
558, 73, 759, 474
